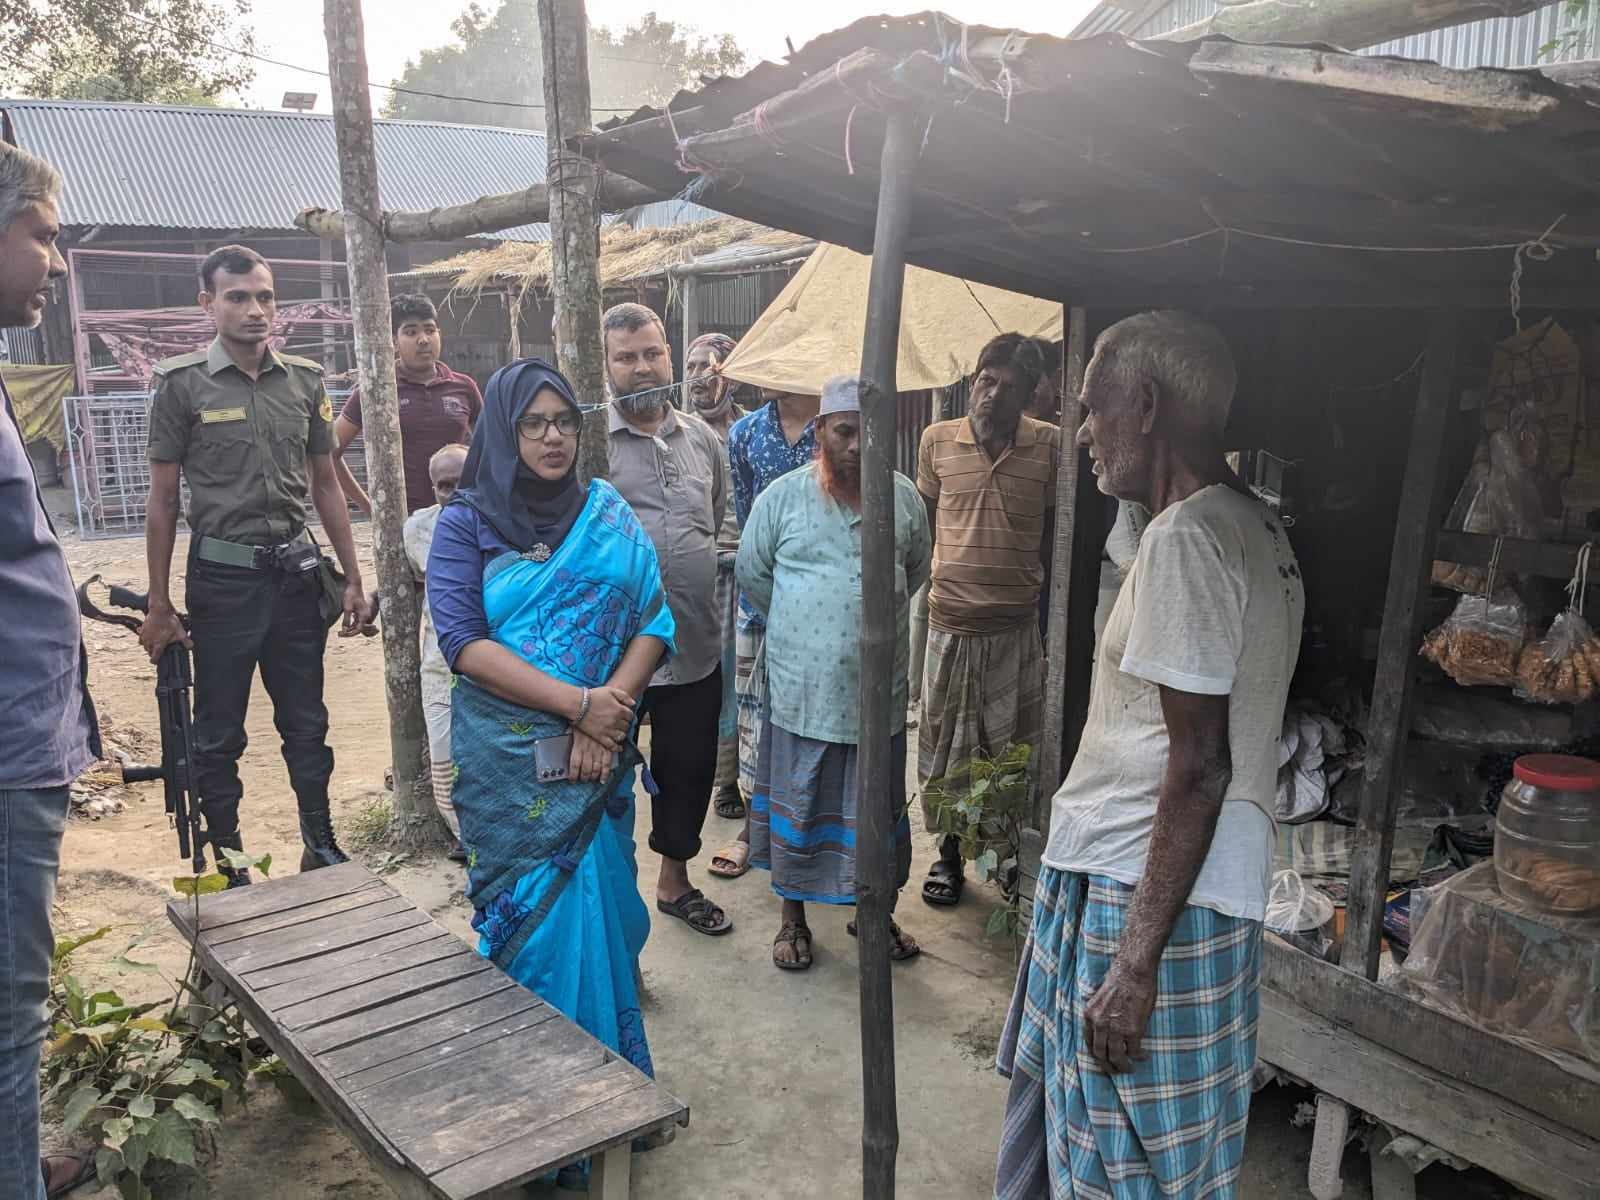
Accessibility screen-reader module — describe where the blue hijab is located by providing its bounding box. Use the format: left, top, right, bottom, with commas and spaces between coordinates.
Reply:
453, 358, 585, 553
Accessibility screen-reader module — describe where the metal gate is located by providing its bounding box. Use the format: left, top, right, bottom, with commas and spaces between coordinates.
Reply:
65, 389, 362, 539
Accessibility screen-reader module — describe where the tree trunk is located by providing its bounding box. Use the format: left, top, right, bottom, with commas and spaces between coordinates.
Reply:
539, 0, 610, 482
323, 0, 440, 845
856, 108, 920, 1200
1157, 0, 1547, 51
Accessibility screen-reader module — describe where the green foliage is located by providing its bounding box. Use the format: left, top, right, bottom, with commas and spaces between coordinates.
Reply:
1539, 0, 1592, 58
383, 2, 747, 128
923, 743, 1033, 944
0, 0, 255, 103
41, 860, 278, 1197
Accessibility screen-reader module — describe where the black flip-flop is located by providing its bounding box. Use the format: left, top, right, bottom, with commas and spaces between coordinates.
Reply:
713, 785, 746, 820
657, 888, 733, 935
922, 859, 964, 907
43, 1152, 96, 1199
773, 921, 813, 970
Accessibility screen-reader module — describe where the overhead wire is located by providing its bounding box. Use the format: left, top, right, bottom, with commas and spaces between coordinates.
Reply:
97, 2, 650, 113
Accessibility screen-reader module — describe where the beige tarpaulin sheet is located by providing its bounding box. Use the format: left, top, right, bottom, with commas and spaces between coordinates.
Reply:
718, 243, 1064, 394
4, 363, 74, 450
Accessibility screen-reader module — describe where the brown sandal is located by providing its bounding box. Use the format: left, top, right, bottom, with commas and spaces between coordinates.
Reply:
773, 921, 813, 971
847, 918, 922, 961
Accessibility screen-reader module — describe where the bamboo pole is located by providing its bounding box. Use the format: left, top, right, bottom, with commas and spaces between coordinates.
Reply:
1037, 307, 1089, 822
856, 109, 919, 1200
293, 172, 662, 242
322, 0, 437, 843
539, 0, 609, 482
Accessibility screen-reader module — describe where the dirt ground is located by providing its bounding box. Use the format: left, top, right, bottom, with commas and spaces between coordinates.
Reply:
40, 489, 1519, 1199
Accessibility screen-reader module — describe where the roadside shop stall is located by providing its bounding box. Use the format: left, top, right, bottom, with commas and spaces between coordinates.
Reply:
579, 14, 1600, 1198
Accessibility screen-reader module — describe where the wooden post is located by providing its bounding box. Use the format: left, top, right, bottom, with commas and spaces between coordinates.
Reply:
1037, 307, 1092, 826
857, 108, 918, 1200
680, 272, 700, 383
323, 0, 437, 844
1342, 312, 1460, 978
539, 0, 608, 481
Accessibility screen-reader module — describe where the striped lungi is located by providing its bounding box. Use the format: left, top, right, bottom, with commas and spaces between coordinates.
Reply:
995, 869, 1261, 1200
918, 620, 1045, 819
749, 723, 913, 903
714, 558, 740, 790
735, 621, 768, 797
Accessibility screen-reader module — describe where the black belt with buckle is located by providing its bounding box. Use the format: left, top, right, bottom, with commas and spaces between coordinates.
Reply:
196, 534, 316, 573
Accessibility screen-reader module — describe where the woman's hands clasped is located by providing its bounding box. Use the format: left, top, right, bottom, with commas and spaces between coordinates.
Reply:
568, 728, 618, 782
575, 684, 636, 750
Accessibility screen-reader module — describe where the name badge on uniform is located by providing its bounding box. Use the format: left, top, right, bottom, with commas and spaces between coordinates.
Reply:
200, 407, 247, 424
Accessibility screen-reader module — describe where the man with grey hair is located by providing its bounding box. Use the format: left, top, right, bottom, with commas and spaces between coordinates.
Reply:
402, 443, 469, 859
996, 312, 1303, 1200
602, 301, 734, 937
0, 145, 102, 1198
737, 375, 930, 969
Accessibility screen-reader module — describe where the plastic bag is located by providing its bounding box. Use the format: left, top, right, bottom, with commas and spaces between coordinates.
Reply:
1265, 869, 1336, 958
1396, 862, 1600, 1066
1420, 588, 1529, 687
1514, 609, 1600, 705
1432, 403, 1550, 593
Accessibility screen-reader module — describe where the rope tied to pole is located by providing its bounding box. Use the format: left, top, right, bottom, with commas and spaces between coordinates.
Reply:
1510, 215, 1562, 331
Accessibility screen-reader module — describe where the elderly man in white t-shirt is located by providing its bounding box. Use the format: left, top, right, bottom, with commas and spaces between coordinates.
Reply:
994, 311, 1303, 1200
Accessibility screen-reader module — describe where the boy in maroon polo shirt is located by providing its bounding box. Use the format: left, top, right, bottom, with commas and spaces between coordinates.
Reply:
332, 293, 483, 514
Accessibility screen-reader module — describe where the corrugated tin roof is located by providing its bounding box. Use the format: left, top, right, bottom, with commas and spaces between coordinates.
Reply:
1069, 0, 1600, 64
0, 99, 551, 241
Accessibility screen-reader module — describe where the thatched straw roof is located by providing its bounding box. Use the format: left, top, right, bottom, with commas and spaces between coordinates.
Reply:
413, 216, 811, 298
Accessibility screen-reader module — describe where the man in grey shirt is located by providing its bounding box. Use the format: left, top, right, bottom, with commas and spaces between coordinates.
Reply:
0, 145, 101, 1199
603, 303, 733, 937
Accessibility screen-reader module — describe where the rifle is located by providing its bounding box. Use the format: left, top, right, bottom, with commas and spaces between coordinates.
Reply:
76, 576, 207, 874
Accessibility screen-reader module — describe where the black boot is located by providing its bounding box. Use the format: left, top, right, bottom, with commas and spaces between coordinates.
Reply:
298, 807, 349, 871
211, 831, 251, 889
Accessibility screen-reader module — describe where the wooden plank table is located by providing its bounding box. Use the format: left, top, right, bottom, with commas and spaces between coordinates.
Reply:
167, 862, 687, 1199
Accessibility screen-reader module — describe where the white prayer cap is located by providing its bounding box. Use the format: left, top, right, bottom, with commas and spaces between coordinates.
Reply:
818, 374, 862, 419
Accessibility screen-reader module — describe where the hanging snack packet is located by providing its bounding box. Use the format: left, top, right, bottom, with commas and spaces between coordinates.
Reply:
1421, 588, 1529, 688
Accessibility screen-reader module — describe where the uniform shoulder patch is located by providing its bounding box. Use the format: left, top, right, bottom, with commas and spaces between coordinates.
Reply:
151, 349, 209, 377
318, 394, 334, 422
279, 352, 326, 373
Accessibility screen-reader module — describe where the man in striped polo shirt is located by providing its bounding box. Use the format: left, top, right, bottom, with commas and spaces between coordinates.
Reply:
916, 334, 1059, 907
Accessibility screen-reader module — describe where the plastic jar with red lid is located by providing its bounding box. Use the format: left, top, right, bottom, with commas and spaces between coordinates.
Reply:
1495, 754, 1600, 916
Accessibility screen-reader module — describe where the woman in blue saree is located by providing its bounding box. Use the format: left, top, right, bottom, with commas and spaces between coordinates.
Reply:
428, 358, 674, 1093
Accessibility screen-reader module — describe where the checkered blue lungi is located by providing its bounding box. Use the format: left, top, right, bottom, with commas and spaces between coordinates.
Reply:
995, 869, 1262, 1200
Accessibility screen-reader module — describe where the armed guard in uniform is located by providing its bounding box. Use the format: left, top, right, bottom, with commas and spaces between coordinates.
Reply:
139, 244, 372, 886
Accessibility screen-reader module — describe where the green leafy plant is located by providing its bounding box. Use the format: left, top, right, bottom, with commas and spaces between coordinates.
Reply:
1539, 0, 1592, 58
43, 849, 279, 1198
922, 742, 1033, 943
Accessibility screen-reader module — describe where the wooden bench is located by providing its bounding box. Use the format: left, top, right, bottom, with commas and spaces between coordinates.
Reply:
166, 861, 688, 1199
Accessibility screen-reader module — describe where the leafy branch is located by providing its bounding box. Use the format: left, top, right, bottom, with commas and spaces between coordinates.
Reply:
43, 849, 280, 1198
923, 742, 1034, 945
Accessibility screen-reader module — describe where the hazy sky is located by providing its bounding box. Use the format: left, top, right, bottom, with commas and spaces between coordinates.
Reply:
244, 0, 1101, 114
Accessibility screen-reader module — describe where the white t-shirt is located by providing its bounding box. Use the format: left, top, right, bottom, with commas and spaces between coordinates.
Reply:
1043, 484, 1305, 921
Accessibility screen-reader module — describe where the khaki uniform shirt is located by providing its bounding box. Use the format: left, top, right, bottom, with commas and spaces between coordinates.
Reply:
607, 403, 727, 688
147, 338, 334, 545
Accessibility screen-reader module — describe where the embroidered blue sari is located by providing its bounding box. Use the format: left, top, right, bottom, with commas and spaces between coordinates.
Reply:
450, 479, 674, 1077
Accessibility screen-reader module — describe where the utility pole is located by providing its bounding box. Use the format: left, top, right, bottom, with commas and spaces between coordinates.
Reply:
539, 0, 609, 481
323, 0, 440, 846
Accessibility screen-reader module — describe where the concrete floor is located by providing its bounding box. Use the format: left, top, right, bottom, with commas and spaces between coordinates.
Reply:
626, 793, 1020, 1198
